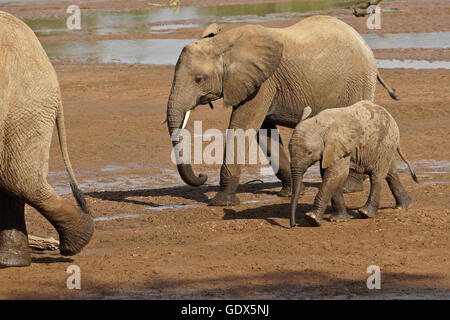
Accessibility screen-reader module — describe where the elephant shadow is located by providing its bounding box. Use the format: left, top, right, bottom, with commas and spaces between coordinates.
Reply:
223, 202, 363, 229
87, 181, 320, 207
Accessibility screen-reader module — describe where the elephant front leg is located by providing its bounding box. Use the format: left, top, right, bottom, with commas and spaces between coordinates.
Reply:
305, 157, 350, 226
0, 192, 31, 268
258, 119, 292, 197
209, 164, 242, 206
209, 89, 273, 207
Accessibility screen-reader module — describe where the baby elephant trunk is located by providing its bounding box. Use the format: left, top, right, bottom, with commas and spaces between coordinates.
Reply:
290, 167, 306, 227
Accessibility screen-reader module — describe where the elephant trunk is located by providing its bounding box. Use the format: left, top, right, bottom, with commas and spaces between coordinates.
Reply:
290, 166, 306, 227
167, 92, 208, 187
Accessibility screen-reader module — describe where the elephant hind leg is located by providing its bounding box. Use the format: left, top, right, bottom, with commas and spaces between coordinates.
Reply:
343, 169, 365, 193
23, 182, 94, 256
386, 160, 412, 209
358, 170, 387, 218
0, 190, 31, 268
258, 119, 292, 197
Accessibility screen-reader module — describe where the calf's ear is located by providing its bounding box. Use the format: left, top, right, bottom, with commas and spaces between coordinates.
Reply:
201, 23, 221, 38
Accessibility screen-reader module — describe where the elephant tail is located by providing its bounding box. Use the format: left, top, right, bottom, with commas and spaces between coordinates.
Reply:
377, 72, 399, 100
55, 101, 91, 215
397, 146, 419, 183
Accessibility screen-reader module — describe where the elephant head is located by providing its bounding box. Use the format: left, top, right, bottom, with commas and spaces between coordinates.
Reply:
166, 24, 283, 186
289, 110, 362, 227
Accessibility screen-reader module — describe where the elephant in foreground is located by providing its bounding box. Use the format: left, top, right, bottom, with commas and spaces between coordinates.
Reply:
0, 12, 93, 267
289, 101, 418, 227
166, 15, 398, 206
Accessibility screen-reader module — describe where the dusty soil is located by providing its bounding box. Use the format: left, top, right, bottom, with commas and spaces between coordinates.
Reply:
0, 0, 449, 300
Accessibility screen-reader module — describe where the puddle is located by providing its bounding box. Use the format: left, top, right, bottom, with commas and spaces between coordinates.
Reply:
362, 31, 450, 49
145, 204, 200, 211
50, 159, 449, 223
41, 32, 450, 66
397, 160, 450, 175
26, 0, 361, 36
22, 0, 447, 66
94, 213, 147, 222
43, 38, 195, 65
48, 159, 450, 197
377, 59, 450, 69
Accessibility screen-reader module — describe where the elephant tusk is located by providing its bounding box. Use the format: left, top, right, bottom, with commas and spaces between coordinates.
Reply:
181, 110, 191, 129
161, 118, 167, 125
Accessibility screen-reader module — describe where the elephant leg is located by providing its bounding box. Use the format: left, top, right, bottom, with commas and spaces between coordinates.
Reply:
386, 160, 413, 209
209, 88, 273, 206
343, 169, 365, 193
0, 191, 31, 268
258, 119, 292, 197
305, 157, 350, 226
358, 173, 385, 218
24, 182, 93, 256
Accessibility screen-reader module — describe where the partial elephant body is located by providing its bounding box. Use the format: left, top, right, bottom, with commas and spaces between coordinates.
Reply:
266, 16, 378, 127
289, 101, 417, 227
166, 16, 398, 205
0, 11, 93, 267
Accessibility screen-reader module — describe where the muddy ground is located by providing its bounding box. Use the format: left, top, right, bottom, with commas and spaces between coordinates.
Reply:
0, 0, 449, 299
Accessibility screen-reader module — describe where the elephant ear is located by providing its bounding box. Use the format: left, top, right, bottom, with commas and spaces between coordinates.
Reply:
201, 23, 221, 38
222, 25, 283, 108
322, 118, 362, 169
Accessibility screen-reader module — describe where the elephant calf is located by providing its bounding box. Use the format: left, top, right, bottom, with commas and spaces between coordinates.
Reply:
289, 101, 418, 227
0, 12, 93, 267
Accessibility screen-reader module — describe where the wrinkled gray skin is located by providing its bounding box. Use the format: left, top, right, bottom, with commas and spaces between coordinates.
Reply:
289, 101, 418, 227
0, 12, 93, 268
166, 16, 398, 206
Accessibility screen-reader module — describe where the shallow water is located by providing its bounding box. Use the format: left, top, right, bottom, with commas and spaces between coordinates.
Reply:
48, 160, 450, 197
43, 38, 195, 65
68, 159, 449, 223
27, 0, 360, 36
94, 213, 147, 222
41, 31, 450, 66
377, 59, 450, 69
363, 31, 450, 49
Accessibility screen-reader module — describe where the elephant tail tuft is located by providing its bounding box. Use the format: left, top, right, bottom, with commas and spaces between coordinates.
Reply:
377, 72, 399, 100
397, 146, 419, 183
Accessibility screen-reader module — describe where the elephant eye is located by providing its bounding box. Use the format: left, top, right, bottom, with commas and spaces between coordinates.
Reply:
195, 75, 204, 83
308, 150, 313, 155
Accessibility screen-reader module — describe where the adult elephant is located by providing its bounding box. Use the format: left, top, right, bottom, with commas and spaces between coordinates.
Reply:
0, 12, 93, 267
166, 15, 398, 206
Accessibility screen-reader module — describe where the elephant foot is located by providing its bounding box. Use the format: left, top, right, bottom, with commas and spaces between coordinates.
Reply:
58, 212, 94, 256
329, 211, 351, 223
0, 229, 31, 268
395, 195, 413, 210
0, 249, 31, 268
358, 206, 378, 219
305, 211, 322, 226
209, 192, 240, 206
